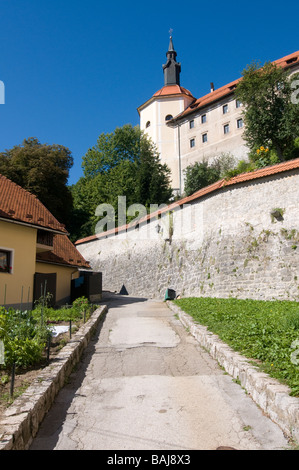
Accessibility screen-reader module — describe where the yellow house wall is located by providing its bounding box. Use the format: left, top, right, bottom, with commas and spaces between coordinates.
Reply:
35, 262, 79, 306
0, 220, 36, 308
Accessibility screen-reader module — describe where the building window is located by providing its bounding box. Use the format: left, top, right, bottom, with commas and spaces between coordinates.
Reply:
224, 124, 230, 134
190, 138, 195, 148
0, 249, 12, 273
223, 104, 228, 114
202, 133, 208, 143
237, 118, 243, 129
189, 120, 194, 129
146, 121, 151, 128
201, 114, 207, 123
165, 114, 173, 121
236, 99, 242, 108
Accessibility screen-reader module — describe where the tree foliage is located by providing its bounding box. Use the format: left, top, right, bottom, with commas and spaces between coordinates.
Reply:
70, 124, 173, 241
235, 61, 299, 160
0, 137, 74, 227
183, 154, 236, 197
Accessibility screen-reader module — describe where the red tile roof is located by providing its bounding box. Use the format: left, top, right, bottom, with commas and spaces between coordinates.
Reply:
75, 158, 299, 246
0, 174, 67, 233
170, 50, 299, 123
0, 173, 90, 269
36, 234, 90, 269
153, 85, 194, 98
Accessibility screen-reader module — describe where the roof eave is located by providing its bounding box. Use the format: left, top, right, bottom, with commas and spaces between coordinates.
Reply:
167, 90, 236, 126
0, 215, 69, 235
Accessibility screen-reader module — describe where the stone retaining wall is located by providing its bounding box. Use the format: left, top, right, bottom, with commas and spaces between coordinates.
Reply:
77, 169, 299, 302
167, 301, 299, 442
0, 305, 107, 450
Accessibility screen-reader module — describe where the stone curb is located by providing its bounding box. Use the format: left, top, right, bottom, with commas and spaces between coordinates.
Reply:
167, 301, 299, 443
0, 305, 108, 451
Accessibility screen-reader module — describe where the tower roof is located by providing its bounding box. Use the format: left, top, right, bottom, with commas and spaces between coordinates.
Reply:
163, 35, 181, 86
153, 84, 194, 98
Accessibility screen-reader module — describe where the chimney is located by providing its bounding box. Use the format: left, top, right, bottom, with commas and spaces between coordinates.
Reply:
210, 82, 214, 92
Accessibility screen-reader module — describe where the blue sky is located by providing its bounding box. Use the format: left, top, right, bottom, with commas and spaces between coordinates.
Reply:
0, 0, 298, 185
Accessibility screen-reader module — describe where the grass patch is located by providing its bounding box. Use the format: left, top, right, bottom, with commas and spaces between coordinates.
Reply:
173, 297, 299, 396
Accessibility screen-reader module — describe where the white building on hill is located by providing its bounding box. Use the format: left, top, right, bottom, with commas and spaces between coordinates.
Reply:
137, 37, 299, 194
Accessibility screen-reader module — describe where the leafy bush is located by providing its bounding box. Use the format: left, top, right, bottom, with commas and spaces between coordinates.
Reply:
174, 297, 299, 396
0, 297, 96, 369
0, 308, 50, 367
31, 296, 94, 322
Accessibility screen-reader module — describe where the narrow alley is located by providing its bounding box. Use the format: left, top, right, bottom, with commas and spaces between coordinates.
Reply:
30, 293, 289, 451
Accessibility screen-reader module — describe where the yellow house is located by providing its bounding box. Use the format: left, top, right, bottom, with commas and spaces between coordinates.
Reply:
0, 174, 90, 309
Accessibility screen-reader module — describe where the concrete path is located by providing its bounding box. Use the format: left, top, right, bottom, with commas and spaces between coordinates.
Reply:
30, 293, 290, 451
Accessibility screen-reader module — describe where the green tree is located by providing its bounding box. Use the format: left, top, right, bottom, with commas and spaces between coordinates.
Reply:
235, 61, 299, 160
82, 124, 143, 177
71, 124, 172, 239
183, 160, 221, 196
0, 137, 74, 227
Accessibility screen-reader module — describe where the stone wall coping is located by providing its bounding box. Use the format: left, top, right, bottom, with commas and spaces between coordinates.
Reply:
167, 301, 299, 443
0, 305, 107, 451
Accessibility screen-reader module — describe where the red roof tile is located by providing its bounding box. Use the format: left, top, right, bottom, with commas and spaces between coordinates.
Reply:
75, 158, 299, 245
0, 174, 67, 233
36, 234, 90, 269
170, 50, 299, 122
153, 85, 194, 98
0, 173, 90, 269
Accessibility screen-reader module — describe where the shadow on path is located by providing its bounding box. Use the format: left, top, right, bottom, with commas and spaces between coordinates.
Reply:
98, 291, 150, 308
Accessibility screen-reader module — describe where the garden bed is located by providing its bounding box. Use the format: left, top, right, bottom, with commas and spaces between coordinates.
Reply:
0, 297, 96, 419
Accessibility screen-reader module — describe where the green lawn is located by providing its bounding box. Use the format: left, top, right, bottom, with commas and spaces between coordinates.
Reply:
173, 297, 299, 396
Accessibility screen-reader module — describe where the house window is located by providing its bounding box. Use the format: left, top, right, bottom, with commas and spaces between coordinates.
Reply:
190, 138, 195, 148
202, 133, 208, 143
0, 249, 12, 273
223, 104, 228, 114
237, 118, 243, 129
201, 114, 207, 123
189, 120, 194, 129
165, 114, 173, 121
224, 124, 230, 134
236, 99, 242, 108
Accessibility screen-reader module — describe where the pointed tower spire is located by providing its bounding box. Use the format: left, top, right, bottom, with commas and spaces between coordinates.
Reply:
163, 31, 181, 86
